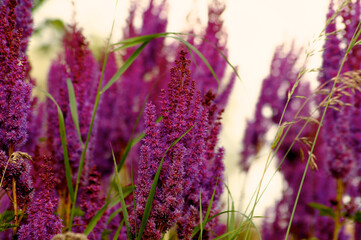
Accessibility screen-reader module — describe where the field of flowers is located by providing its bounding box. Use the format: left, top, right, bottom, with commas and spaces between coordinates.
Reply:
1, 0, 361, 239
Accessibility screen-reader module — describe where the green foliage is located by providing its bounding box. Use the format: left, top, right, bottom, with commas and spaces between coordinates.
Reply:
112, 148, 132, 239
353, 211, 361, 223
309, 202, 336, 219
33, 19, 65, 36
0, 210, 18, 232
66, 79, 84, 148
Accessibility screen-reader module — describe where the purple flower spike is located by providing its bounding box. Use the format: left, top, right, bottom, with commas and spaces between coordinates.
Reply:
73, 166, 106, 240
18, 156, 63, 240
45, 25, 100, 183
0, 0, 33, 152
133, 50, 226, 239
13, 0, 33, 54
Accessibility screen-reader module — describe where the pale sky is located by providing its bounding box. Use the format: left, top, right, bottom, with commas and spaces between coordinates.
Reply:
29, 0, 331, 224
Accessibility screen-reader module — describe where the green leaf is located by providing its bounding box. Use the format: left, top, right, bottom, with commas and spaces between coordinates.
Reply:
0, 210, 15, 223
113, 220, 124, 240
107, 208, 123, 225
101, 41, 150, 94
37, 87, 74, 202
73, 207, 85, 217
353, 211, 361, 223
308, 202, 336, 219
66, 79, 84, 148
111, 32, 241, 85
194, 180, 219, 239
137, 125, 195, 240
32, 0, 49, 12
112, 148, 132, 239
0, 223, 18, 232
223, 181, 235, 238
192, 210, 240, 239
83, 203, 109, 236
199, 191, 203, 240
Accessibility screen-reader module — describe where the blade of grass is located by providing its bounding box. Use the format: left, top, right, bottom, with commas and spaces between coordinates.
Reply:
285, 10, 361, 240
101, 41, 150, 94
83, 202, 109, 236
66, 79, 84, 148
112, 32, 241, 84
194, 179, 219, 239
137, 125, 195, 240
111, 32, 180, 47
113, 220, 124, 240
111, 147, 132, 239
83, 182, 134, 236
107, 207, 123, 225
192, 210, 238, 236
199, 191, 203, 240
37, 87, 74, 201
223, 181, 235, 238
229, 213, 262, 240
68, 0, 120, 230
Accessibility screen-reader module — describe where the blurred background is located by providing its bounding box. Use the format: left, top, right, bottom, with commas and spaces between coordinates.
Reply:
28, 0, 331, 224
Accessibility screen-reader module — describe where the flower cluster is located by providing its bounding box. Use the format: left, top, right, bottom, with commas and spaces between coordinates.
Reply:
132, 50, 225, 239
18, 156, 63, 240
73, 166, 106, 240
94, 0, 234, 180
46, 24, 100, 183
0, 0, 234, 239
0, 0, 32, 152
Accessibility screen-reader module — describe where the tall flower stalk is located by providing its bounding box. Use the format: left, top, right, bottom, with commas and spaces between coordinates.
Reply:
133, 50, 226, 239
0, 0, 33, 236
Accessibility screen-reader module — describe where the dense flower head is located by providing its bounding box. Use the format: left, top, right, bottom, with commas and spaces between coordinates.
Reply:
12, 0, 33, 54
46, 24, 100, 183
18, 156, 63, 240
0, 0, 33, 152
133, 50, 225, 239
92, 0, 233, 180
92, 0, 170, 178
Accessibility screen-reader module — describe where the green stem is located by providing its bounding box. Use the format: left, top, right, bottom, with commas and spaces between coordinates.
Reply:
333, 179, 343, 240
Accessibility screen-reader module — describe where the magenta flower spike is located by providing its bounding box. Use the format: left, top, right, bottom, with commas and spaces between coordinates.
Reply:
133, 50, 226, 239
73, 166, 106, 240
0, 0, 33, 153
45, 24, 100, 183
18, 156, 63, 240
